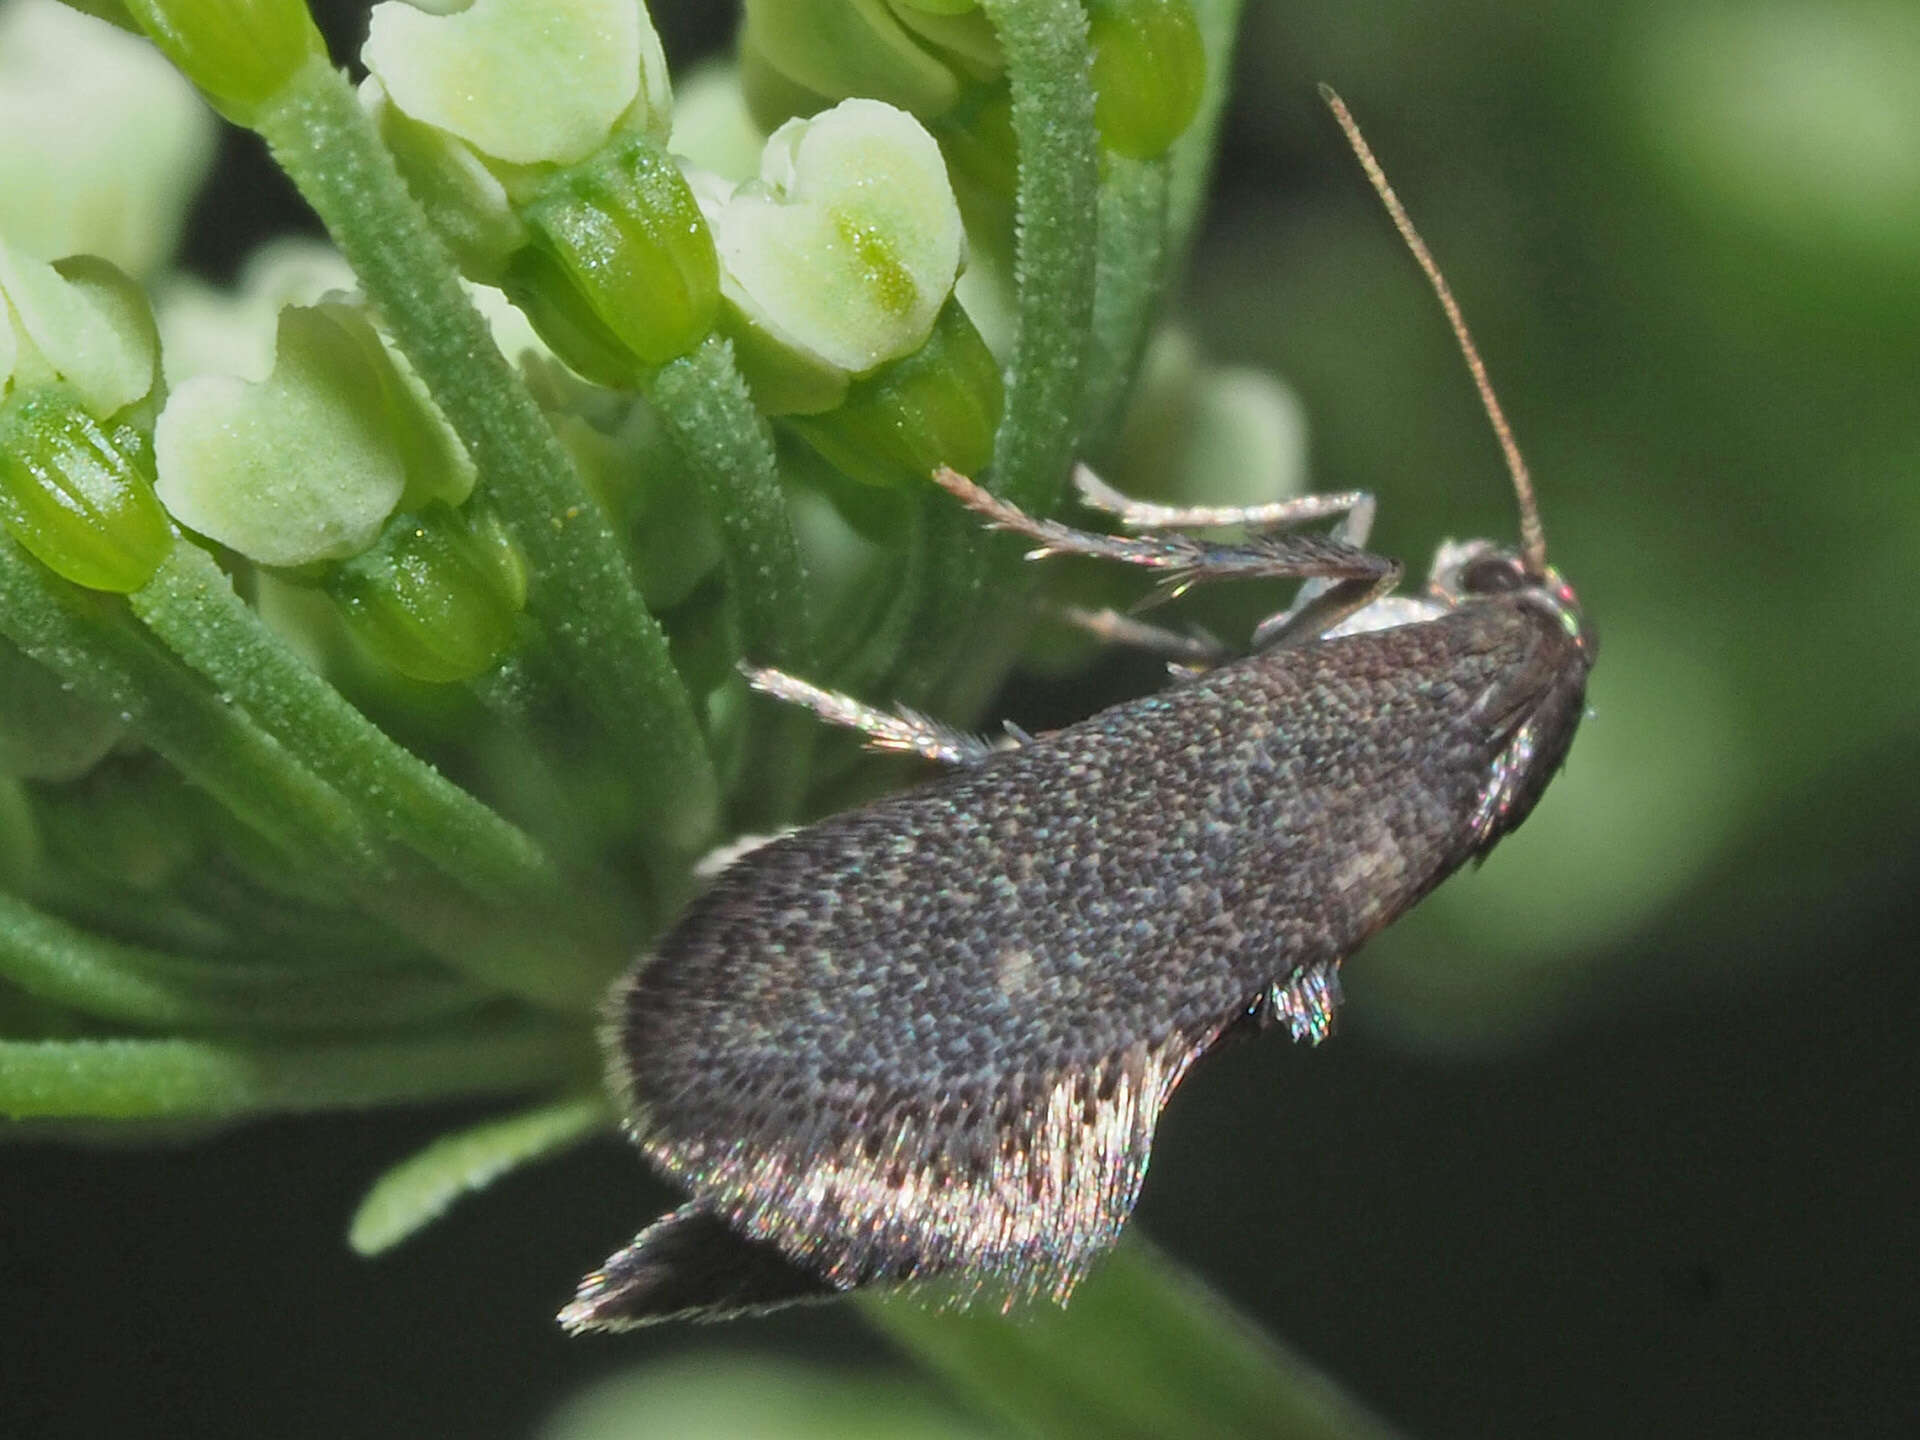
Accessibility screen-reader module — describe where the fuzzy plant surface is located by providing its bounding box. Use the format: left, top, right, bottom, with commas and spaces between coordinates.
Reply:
0, 1, 1398, 1434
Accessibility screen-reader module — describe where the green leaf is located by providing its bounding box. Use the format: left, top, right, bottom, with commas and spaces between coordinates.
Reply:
543, 1356, 996, 1440
0, 890, 484, 1033
0, 1020, 591, 1121
350, 1091, 611, 1254
869, 1239, 1406, 1440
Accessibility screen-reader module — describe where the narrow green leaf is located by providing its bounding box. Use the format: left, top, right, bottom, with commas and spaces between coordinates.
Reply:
349, 1091, 611, 1255
542, 1356, 996, 1440
0, 1020, 591, 1121
868, 1239, 1405, 1440
0, 891, 483, 1033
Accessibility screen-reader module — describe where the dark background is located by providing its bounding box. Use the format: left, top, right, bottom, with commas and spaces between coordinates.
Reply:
6, 1, 1917, 1436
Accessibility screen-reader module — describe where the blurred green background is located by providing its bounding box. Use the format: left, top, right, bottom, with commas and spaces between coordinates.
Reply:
6, 1, 1916, 1436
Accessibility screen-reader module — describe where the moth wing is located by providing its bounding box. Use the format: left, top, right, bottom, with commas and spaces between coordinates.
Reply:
609, 969, 1339, 1318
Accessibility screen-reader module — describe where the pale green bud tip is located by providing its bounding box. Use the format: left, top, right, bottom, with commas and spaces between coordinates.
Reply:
325, 503, 527, 685
153, 303, 471, 568
1088, 0, 1207, 159
0, 386, 172, 593
709, 98, 964, 381
1, 245, 159, 417
363, 0, 670, 169
122, 0, 326, 125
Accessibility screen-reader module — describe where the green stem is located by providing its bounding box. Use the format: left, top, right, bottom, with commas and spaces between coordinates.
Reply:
343, 853, 618, 1014
0, 535, 380, 878
646, 336, 815, 820
890, 0, 1100, 708
0, 1020, 592, 1121
252, 57, 718, 851
0, 891, 484, 1033
1079, 154, 1173, 448
869, 1238, 1406, 1440
0, 538, 612, 1012
130, 542, 558, 902
646, 337, 812, 673
978, 0, 1101, 514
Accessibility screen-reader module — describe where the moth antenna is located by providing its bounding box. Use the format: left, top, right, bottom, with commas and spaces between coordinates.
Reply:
1318, 84, 1549, 576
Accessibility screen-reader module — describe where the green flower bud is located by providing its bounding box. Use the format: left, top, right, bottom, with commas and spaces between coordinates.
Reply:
323, 501, 528, 685
153, 302, 475, 568
0, 0, 215, 276
1087, 0, 1206, 158
702, 99, 966, 404
740, 0, 966, 126
121, 0, 328, 126
514, 134, 719, 370
0, 385, 172, 593
1, 243, 160, 418
783, 296, 1001, 489
886, 1, 1002, 82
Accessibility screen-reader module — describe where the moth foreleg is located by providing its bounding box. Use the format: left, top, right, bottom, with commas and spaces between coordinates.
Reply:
740, 664, 1000, 768
933, 467, 1396, 599
1073, 463, 1373, 537
1049, 604, 1230, 668
1250, 495, 1398, 648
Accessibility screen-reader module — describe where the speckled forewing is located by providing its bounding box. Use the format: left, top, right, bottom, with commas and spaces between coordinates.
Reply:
617, 600, 1585, 1300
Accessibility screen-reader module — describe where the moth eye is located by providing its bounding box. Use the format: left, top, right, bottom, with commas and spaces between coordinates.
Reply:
1462, 552, 1526, 595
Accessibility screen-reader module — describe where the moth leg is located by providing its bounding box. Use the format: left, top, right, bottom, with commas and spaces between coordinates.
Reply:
1050, 604, 1230, 667
741, 664, 999, 768
1256, 963, 1344, 1044
1250, 494, 1399, 649
933, 467, 1397, 599
1073, 463, 1373, 536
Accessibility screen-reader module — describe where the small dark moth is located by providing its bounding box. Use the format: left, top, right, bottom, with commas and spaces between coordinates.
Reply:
561, 91, 1596, 1331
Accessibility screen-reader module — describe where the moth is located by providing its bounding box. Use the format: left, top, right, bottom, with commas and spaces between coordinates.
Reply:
561, 91, 1596, 1330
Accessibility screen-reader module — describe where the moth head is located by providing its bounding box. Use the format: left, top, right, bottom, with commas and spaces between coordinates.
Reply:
1429, 539, 1593, 655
